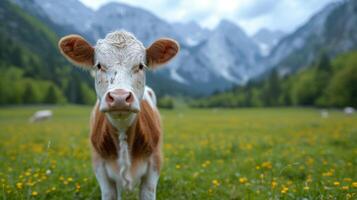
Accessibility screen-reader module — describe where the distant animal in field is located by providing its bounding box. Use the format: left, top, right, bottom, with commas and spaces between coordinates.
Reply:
320, 109, 329, 118
344, 107, 355, 115
29, 110, 52, 123
58, 31, 179, 200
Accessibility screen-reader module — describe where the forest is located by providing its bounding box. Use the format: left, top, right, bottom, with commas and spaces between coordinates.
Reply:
191, 51, 357, 108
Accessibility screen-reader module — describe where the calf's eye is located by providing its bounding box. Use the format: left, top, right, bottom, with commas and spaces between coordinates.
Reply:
96, 63, 107, 72
139, 63, 144, 70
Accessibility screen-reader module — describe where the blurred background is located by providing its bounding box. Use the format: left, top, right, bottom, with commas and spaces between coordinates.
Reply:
0, 0, 357, 199
1, 0, 356, 108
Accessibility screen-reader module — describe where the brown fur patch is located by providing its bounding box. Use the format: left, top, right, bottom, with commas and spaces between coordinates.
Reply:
58, 35, 94, 67
90, 102, 118, 160
146, 38, 179, 68
90, 100, 162, 161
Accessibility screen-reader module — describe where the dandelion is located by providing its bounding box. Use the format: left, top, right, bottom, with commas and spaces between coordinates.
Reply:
75, 183, 81, 192
201, 161, 210, 168
67, 177, 73, 182
352, 182, 357, 188
27, 181, 35, 187
16, 182, 23, 189
271, 181, 277, 188
260, 174, 264, 179
322, 171, 333, 177
261, 161, 272, 169
343, 178, 352, 182
239, 177, 248, 184
342, 186, 349, 190
212, 179, 219, 187
31, 191, 38, 196
334, 181, 340, 186
281, 186, 289, 194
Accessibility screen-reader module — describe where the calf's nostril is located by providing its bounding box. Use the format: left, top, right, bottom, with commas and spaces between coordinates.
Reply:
106, 92, 114, 103
126, 92, 134, 104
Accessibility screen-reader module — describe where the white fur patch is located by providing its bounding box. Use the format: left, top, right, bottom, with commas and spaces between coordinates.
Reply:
94, 31, 146, 115
118, 130, 132, 189
143, 86, 157, 108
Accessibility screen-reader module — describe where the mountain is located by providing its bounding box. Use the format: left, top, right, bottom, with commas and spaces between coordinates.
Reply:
33, 0, 93, 31
172, 20, 261, 93
263, 0, 357, 76
17, 0, 263, 95
253, 28, 285, 56
172, 21, 210, 46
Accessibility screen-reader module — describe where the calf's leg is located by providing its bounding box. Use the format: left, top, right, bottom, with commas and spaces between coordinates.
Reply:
139, 165, 159, 200
94, 162, 117, 200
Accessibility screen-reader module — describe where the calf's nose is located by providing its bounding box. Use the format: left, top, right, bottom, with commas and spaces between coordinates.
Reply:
105, 89, 134, 110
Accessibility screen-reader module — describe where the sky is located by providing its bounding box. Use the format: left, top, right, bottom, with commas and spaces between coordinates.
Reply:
78, 0, 340, 35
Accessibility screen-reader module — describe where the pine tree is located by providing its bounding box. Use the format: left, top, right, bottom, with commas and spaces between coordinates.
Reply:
22, 83, 38, 104
44, 85, 57, 104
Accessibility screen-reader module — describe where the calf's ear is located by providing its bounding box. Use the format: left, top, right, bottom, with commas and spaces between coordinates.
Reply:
146, 38, 179, 69
58, 35, 94, 69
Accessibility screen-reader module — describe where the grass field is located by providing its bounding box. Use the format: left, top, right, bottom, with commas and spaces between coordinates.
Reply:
0, 106, 356, 199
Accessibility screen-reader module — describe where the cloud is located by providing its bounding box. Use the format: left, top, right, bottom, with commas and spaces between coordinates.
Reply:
79, 0, 340, 35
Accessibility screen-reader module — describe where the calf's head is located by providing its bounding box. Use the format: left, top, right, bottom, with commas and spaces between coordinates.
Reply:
58, 31, 179, 122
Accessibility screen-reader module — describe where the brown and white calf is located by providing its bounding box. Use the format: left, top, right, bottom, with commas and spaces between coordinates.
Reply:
58, 31, 179, 200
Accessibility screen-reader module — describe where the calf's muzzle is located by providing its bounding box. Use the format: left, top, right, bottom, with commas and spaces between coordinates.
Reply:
101, 89, 138, 113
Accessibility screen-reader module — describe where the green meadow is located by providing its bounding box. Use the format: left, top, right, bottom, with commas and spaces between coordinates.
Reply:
0, 106, 356, 199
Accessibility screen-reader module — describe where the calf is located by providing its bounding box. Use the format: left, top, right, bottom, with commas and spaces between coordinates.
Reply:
29, 110, 52, 123
58, 31, 179, 200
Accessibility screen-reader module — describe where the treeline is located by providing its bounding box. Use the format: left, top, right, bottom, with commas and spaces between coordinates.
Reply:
0, 0, 96, 105
191, 51, 357, 108
0, 67, 96, 105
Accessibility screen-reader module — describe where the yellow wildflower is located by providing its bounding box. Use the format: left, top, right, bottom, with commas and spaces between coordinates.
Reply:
334, 181, 340, 186
212, 179, 219, 187
281, 186, 288, 194
262, 161, 272, 169
16, 182, 23, 189
342, 186, 349, 190
352, 182, 357, 188
31, 191, 38, 196
239, 177, 248, 184
343, 178, 352, 182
